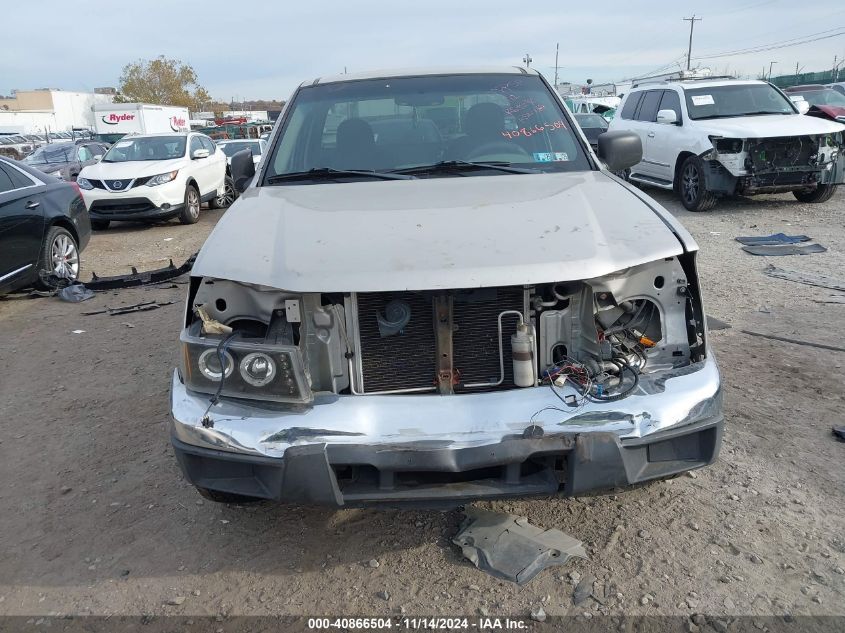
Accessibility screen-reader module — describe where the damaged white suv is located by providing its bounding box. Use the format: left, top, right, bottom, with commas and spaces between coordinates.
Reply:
170, 68, 723, 507
609, 77, 845, 211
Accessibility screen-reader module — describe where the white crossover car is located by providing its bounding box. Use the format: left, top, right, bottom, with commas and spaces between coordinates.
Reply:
77, 132, 232, 229
609, 77, 845, 211
170, 67, 722, 508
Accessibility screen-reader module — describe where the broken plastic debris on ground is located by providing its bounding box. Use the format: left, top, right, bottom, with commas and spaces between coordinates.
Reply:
81, 300, 176, 316
453, 508, 586, 585
85, 253, 196, 291
763, 264, 845, 292
735, 233, 826, 256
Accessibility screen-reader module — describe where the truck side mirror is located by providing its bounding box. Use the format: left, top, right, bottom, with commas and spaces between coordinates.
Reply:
597, 130, 643, 172
231, 148, 256, 193
656, 109, 679, 125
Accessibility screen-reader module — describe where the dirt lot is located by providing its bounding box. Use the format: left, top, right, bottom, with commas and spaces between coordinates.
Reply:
1, 190, 844, 627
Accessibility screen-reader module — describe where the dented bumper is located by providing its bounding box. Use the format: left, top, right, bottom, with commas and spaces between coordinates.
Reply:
169, 354, 723, 506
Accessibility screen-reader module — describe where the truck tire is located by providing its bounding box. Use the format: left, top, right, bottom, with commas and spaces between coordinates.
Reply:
210, 176, 236, 209
90, 220, 110, 230
679, 155, 718, 212
793, 184, 837, 203
178, 184, 201, 224
195, 486, 263, 504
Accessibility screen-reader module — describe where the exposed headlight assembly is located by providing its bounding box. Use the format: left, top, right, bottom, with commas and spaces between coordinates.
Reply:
709, 136, 743, 153
76, 176, 93, 190
181, 325, 313, 404
145, 170, 179, 187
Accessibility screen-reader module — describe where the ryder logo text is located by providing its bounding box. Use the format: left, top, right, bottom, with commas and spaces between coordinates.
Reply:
102, 113, 136, 125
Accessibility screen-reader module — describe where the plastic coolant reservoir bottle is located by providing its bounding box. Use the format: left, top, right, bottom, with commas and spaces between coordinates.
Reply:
510, 323, 536, 387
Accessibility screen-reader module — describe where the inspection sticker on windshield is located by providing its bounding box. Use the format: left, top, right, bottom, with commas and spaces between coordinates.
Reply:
691, 95, 715, 106
114, 140, 133, 148
534, 152, 569, 162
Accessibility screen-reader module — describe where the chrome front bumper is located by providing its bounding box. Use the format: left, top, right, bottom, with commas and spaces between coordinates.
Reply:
169, 354, 723, 506
171, 354, 721, 458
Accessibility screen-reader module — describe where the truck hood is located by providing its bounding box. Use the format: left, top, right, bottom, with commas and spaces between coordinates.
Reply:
79, 157, 185, 180
703, 113, 845, 138
193, 171, 686, 292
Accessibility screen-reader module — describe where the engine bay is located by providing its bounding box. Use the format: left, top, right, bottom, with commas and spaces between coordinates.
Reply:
183, 256, 705, 406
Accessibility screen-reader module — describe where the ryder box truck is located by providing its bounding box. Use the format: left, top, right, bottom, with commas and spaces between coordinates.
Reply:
93, 103, 190, 143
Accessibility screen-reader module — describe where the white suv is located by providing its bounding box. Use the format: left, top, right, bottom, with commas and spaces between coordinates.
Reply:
77, 132, 231, 229
609, 78, 845, 211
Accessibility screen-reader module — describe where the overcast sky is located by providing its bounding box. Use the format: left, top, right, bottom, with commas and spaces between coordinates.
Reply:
2, 1, 844, 101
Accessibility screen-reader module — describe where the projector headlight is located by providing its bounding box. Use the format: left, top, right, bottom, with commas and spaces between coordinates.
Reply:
239, 352, 276, 387
180, 323, 312, 404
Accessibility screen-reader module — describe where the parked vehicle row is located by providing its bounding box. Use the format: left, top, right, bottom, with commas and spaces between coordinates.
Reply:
606, 77, 845, 210
0, 130, 94, 160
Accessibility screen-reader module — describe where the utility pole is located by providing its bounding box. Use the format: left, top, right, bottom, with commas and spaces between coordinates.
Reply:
768, 61, 777, 80
523, 53, 532, 68
554, 43, 560, 89
683, 15, 702, 70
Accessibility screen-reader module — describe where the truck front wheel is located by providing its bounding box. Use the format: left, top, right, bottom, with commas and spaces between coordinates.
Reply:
793, 184, 837, 203
679, 156, 718, 212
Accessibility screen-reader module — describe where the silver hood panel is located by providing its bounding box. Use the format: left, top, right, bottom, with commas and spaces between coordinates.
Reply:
193, 171, 686, 291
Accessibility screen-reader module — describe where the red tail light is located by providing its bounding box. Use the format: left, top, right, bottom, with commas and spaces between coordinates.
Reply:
70, 181, 82, 196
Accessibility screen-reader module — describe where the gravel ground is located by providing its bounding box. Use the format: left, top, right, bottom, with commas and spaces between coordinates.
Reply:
0, 189, 844, 626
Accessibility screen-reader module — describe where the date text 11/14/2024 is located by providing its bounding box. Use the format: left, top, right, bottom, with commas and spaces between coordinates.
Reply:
307, 617, 530, 630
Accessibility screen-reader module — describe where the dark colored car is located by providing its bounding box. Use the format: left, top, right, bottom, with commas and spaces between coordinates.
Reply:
573, 113, 609, 150
0, 156, 91, 294
22, 141, 108, 182
784, 84, 845, 123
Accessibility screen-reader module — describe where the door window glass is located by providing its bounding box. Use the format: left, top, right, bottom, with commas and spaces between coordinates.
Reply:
658, 90, 682, 121
635, 91, 662, 122
200, 136, 216, 153
0, 164, 15, 193
619, 92, 643, 120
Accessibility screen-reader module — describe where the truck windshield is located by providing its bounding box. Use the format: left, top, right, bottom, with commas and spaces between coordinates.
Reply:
24, 144, 75, 164
264, 73, 590, 183
684, 84, 795, 120
102, 136, 187, 162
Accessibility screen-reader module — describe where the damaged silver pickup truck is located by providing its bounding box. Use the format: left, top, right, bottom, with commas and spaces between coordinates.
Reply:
170, 68, 723, 507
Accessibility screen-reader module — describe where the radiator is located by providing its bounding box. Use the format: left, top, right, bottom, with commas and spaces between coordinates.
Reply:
355, 287, 525, 394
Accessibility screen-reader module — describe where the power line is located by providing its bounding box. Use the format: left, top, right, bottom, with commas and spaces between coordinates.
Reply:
692, 27, 845, 60
707, 0, 780, 19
